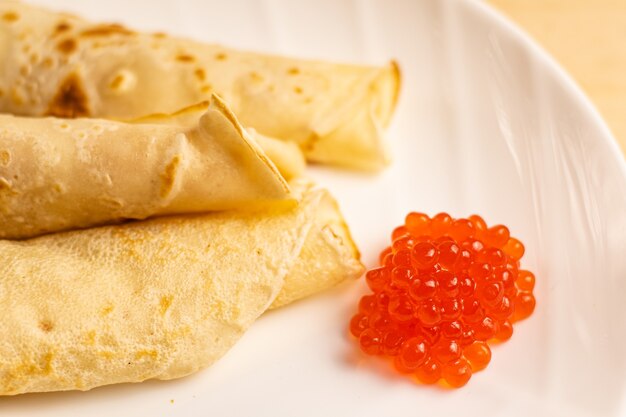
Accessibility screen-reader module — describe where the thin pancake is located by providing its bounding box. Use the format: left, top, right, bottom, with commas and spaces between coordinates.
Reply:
0, 181, 363, 395
0, 94, 291, 239
0, 0, 400, 170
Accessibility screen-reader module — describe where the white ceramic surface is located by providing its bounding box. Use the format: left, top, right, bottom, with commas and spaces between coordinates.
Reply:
2, 0, 626, 416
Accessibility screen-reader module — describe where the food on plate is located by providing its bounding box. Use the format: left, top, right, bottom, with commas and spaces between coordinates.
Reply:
130, 101, 306, 181
0, 0, 400, 170
248, 130, 306, 181
0, 94, 298, 240
269, 185, 362, 309
0, 181, 363, 395
0, 0, 410, 397
350, 213, 536, 388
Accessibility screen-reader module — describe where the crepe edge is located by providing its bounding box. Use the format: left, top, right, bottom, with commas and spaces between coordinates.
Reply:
129, 98, 299, 186
304, 60, 401, 171
269, 184, 364, 309
205, 94, 291, 196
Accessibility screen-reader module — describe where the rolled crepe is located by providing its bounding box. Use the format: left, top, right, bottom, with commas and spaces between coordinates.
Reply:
130, 101, 306, 181
0, 181, 363, 395
0, 94, 294, 240
0, 1, 400, 170
249, 130, 306, 181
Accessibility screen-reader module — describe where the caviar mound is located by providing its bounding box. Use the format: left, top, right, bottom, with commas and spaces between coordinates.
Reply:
350, 213, 536, 388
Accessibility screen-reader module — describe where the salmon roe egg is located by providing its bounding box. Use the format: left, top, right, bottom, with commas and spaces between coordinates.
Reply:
350, 213, 536, 388
463, 341, 491, 371
415, 358, 441, 384
442, 358, 472, 388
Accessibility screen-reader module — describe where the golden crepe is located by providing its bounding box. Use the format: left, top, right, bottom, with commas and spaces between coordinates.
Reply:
130, 101, 306, 182
248, 130, 306, 182
0, 181, 363, 395
0, 94, 301, 240
0, 0, 400, 170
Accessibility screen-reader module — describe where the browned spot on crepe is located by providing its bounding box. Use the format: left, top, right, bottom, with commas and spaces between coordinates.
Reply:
56, 38, 77, 54
135, 350, 158, 360
0, 150, 10, 165
109, 74, 124, 90
176, 54, 195, 63
194, 68, 206, 81
11, 88, 24, 106
302, 131, 320, 152
10, 353, 55, 381
100, 305, 114, 316
54, 22, 72, 35
160, 295, 173, 315
80, 24, 133, 38
159, 156, 180, 198
249, 72, 263, 82
215, 53, 227, 61
39, 320, 54, 332
2, 11, 19, 22
287, 67, 300, 75
152, 32, 166, 38
84, 331, 97, 345
46, 73, 90, 118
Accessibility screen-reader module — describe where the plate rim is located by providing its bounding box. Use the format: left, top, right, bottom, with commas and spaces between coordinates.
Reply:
468, 0, 626, 178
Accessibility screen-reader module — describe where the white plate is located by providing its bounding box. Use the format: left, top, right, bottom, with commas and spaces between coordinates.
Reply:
4, 0, 626, 416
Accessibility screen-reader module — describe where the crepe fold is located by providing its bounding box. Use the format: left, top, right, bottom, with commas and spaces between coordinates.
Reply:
131, 101, 306, 182
0, 181, 363, 395
0, 1, 400, 170
0, 94, 299, 240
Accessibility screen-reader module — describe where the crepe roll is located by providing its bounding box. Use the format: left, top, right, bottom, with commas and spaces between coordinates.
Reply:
0, 181, 363, 395
0, 0, 400, 170
130, 102, 306, 181
0, 94, 291, 240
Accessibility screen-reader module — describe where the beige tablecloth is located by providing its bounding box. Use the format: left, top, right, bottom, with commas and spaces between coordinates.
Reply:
489, 0, 626, 157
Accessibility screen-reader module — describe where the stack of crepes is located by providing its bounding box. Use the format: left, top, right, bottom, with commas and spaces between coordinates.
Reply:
0, 0, 400, 395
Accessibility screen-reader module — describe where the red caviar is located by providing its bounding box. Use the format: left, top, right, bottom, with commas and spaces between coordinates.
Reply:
350, 213, 536, 388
